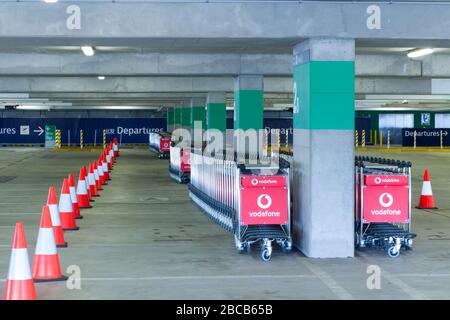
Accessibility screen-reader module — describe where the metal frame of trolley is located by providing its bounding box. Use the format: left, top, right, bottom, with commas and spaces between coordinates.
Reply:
232, 159, 293, 262
355, 156, 416, 258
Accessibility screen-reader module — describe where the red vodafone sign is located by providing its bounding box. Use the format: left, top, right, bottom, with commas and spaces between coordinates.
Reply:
364, 175, 408, 186
160, 137, 171, 152
180, 149, 191, 172
363, 185, 409, 223
240, 175, 288, 225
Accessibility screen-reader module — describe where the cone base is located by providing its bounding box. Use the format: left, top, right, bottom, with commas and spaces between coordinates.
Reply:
79, 205, 93, 209
33, 275, 68, 283
93, 195, 100, 197
3, 279, 37, 300
416, 206, 439, 209
63, 227, 80, 231
57, 242, 68, 248
75, 216, 84, 219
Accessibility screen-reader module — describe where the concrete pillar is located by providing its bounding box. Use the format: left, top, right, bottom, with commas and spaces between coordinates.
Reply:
167, 109, 175, 132
173, 107, 182, 130
191, 97, 206, 131
180, 104, 191, 129
293, 38, 355, 258
206, 92, 227, 132
233, 75, 264, 152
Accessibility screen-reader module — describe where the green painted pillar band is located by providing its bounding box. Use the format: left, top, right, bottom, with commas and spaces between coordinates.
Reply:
233, 90, 264, 130
181, 108, 191, 128
191, 106, 206, 129
174, 108, 181, 128
293, 60, 354, 130
167, 110, 174, 129
206, 103, 226, 132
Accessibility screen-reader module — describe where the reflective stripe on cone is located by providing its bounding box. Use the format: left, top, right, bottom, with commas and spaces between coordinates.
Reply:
47, 186, 67, 248
32, 206, 67, 282
4, 222, 37, 300
59, 179, 79, 231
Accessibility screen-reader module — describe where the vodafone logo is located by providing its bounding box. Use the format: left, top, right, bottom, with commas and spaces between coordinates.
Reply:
251, 178, 259, 186
163, 143, 168, 147
379, 193, 393, 208
374, 177, 382, 184
257, 194, 272, 209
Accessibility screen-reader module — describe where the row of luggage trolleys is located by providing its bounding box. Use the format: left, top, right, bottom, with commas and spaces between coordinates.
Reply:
153, 133, 417, 260
355, 156, 416, 257
188, 149, 293, 261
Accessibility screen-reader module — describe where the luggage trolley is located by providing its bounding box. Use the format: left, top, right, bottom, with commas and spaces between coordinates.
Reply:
169, 141, 191, 184
355, 156, 416, 257
233, 159, 292, 262
149, 132, 171, 159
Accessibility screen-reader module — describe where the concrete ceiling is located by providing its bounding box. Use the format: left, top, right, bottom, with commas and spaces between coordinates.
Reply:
2, 1, 450, 111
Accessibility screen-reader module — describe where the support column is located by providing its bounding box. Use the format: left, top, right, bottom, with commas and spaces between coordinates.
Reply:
167, 109, 175, 133
206, 92, 226, 132
293, 38, 355, 258
233, 75, 264, 152
173, 107, 182, 131
180, 104, 191, 129
191, 98, 206, 130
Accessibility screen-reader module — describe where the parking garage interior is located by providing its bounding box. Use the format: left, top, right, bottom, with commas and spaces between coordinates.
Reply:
1, 0, 450, 302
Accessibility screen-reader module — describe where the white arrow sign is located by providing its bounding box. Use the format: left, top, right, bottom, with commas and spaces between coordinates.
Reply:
33, 126, 44, 136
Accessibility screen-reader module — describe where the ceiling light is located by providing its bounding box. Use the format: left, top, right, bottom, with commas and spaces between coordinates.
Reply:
44, 0, 58, 3
81, 46, 95, 56
407, 48, 434, 59
98, 76, 106, 80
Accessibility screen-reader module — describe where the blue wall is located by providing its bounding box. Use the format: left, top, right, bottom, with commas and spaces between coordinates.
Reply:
227, 118, 293, 145
1, 116, 293, 145
0, 118, 166, 144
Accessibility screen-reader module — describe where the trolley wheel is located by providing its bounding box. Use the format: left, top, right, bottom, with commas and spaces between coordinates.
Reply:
261, 248, 271, 262
237, 246, 245, 254
388, 246, 400, 258
281, 240, 292, 253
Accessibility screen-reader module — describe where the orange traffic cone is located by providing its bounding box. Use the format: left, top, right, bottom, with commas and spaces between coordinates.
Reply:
416, 169, 438, 209
109, 142, 116, 164
113, 137, 119, 157
107, 147, 113, 170
3, 222, 37, 300
93, 160, 103, 191
82, 166, 94, 202
59, 178, 79, 231
102, 153, 111, 181
77, 168, 92, 208
32, 205, 67, 282
97, 158, 107, 186
88, 164, 99, 197
68, 173, 82, 219
47, 186, 67, 248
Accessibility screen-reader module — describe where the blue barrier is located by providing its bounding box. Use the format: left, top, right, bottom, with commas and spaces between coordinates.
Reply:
0, 117, 293, 145
402, 128, 450, 147
0, 118, 166, 144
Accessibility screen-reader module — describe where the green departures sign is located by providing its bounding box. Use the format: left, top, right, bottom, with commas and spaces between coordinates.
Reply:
45, 125, 56, 148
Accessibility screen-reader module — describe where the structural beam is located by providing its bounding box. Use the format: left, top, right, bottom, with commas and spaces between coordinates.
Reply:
4, 52, 450, 78
0, 76, 432, 95
1, 2, 450, 42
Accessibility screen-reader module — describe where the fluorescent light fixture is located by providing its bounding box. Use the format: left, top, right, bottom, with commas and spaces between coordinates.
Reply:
44, 0, 58, 3
98, 76, 106, 80
407, 48, 434, 58
81, 46, 95, 56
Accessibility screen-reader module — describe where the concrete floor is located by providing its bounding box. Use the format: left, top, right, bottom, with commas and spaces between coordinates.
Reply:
0, 147, 450, 299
